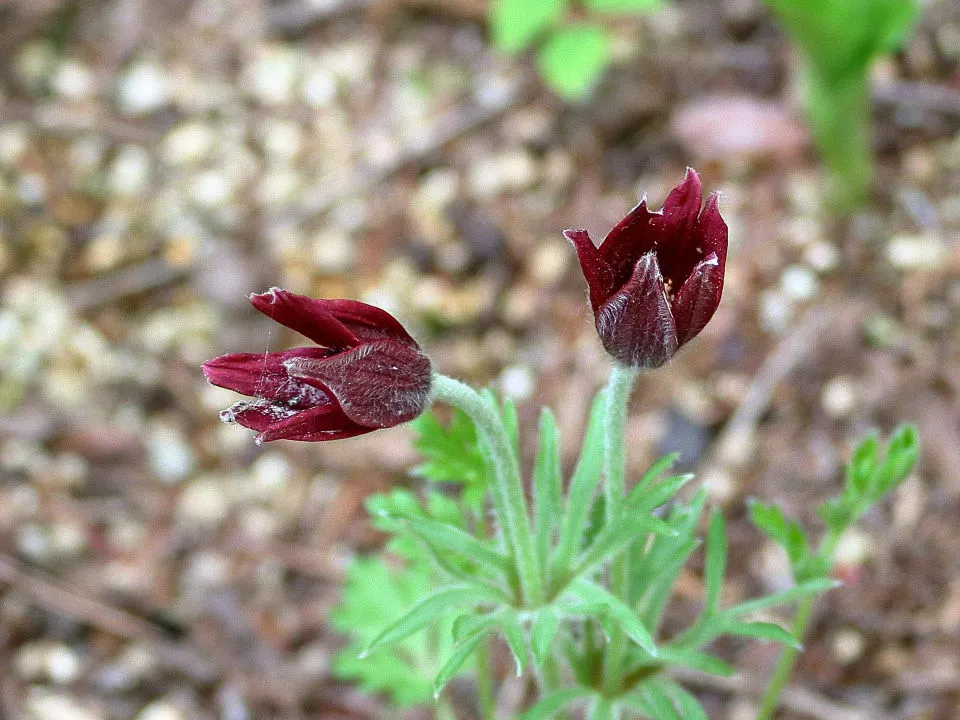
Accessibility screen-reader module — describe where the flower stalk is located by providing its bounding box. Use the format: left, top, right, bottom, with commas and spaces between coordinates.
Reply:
429, 374, 544, 607
601, 364, 639, 699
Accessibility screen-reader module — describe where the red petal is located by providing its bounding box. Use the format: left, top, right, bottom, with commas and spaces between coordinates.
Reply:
249, 289, 359, 349
595, 252, 678, 369
322, 299, 419, 347
284, 339, 432, 428
650, 167, 704, 288
565, 229, 615, 311
692, 192, 728, 269
596, 198, 661, 289
202, 347, 333, 407
672, 252, 724, 346
238, 403, 373, 444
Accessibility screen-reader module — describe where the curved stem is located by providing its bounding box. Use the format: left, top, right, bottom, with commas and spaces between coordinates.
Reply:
755, 595, 816, 720
601, 364, 639, 696
430, 374, 544, 607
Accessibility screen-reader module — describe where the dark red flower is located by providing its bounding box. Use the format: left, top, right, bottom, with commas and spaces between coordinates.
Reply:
566, 168, 728, 369
202, 289, 432, 444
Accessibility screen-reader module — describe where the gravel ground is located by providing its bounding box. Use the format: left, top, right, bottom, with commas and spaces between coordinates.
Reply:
0, 0, 959, 718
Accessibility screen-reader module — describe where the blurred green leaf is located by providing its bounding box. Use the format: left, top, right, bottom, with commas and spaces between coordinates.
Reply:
585, 0, 663, 13
491, 0, 566, 53
703, 510, 727, 616
410, 408, 488, 509
875, 424, 919, 496
433, 632, 485, 697
519, 687, 597, 720
536, 24, 612, 101
331, 559, 455, 707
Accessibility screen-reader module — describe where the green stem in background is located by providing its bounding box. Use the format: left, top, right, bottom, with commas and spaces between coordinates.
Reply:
803, 61, 873, 212
754, 595, 816, 720
601, 364, 639, 698
430, 374, 544, 607
756, 527, 843, 718
475, 636, 495, 720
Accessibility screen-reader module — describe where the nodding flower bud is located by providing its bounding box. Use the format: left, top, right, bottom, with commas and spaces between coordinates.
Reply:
566, 168, 728, 369
202, 289, 432, 444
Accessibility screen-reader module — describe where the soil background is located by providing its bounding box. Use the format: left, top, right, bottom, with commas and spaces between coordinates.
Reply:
1, 0, 959, 718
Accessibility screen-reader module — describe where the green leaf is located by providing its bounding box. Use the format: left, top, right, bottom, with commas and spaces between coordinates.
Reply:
490, 0, 566, 53
534, 408, 562, 569
452, 611, 500, 643
663, 679, 710, 720
748, 498, 789, 544
654, 647, 735, 677
785, 520, 809, 568
433, 632, 485, 697
554, 391, 607, 576
725, 578, 838, 617
569, 512, 677, 582
531, 610, 559, 667
331, 558, 456, 707
626, 473, 694, 514
499, 613, 528, 677
703, 509, 727, 616
519, 687, 597, 720
638, 680, 683, 720
536, 24, 612, 101
634, 492, 707, 627
585, 0, 663, 14
568, 579, 657, 656
634, 453, 680, 496
406, 517, 510, 577
874, 424, 919, 496
364, 584, 504, 655
845, 433, 879, 496
722, 619, 801, 648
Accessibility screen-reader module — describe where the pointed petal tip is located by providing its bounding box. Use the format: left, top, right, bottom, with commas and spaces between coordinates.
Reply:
563, 228, 592, 245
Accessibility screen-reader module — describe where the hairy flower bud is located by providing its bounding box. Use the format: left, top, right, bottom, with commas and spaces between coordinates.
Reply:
202, 289, 431, 444
567, 168, 728, 368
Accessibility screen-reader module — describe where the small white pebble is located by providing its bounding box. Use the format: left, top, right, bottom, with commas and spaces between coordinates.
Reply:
25, 691, 100, 720
247, 45, 300, 106
52, 60, 95, 100
499, 365, 535, 401
804, 240, 840, 273
47, 645, 82, 684
886, 232, 947, 270
821, 376, 857, 419
759, 289, 793, 334
312, 229, 355, 274
189, 170, 233, 208
834, 528, 872, 569
831, 627, 866, 665
137, 700, 185, 720
148, 425, 195, 484
780, 264, 820, 302
117, 62, 170, 115
177, 477, 228, 527
162, 122, 216, 166
0, 123, 29, 165
108, 145, 152, 196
